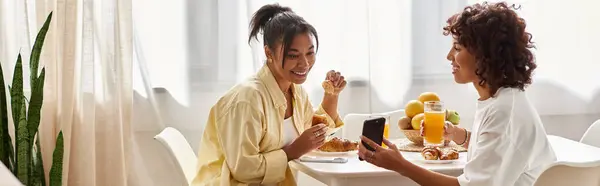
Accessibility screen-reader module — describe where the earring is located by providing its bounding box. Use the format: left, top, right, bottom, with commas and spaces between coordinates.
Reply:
267, 58, 272, 63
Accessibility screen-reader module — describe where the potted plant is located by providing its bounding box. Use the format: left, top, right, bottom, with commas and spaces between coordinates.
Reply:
0, 12, 64, 186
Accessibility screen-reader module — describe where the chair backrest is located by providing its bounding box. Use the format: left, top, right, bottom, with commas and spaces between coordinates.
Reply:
154, 127, 198, 184
580, 119, 600, 148
341, 110, 406, 141
533, 162, 600, 186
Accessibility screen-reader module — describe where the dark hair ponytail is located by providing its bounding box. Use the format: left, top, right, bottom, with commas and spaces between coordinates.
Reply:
248, 3, 319, 65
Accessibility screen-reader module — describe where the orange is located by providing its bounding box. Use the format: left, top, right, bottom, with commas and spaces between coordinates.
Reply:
404, 100, 424, 118
411, 113, 425, 130
418, 92, 441, 104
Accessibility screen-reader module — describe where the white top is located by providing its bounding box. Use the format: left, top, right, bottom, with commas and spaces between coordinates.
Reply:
282, 117, 298, 147
457, 88, 557, 186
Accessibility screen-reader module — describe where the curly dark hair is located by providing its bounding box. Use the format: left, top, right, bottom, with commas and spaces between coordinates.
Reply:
443, 2, 536, 96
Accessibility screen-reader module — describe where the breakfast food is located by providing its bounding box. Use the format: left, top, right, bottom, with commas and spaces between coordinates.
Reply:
318, 137, 359, 152
440, 149, 459, 160
418, 92, 441, 103
312, 114, 343, 128
421, 147, 459, 160
399, 92, 462, 146
421, 146, 441, 160
312, 114, 329, 127
404, 100, 424, 118
398, 116, 412, 130
446, 109, 460, 125
322, 80, 335, 94
411, 113, 425, 130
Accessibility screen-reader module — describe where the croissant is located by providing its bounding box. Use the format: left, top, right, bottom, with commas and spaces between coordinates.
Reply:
440, 149, 459, 160
322, 80, 335, 94
318, 137, 359, 152
312, 114, 329, 127
421, 147, 441, 160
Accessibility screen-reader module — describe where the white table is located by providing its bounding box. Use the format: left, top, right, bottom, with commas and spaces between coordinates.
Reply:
290, 141, 467, 186
291, 135, 600, 186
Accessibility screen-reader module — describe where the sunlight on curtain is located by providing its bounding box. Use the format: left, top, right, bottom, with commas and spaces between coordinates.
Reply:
467, 0, 600, 115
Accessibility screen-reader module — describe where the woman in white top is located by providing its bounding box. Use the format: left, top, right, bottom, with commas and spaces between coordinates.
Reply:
358, 2, 557, 186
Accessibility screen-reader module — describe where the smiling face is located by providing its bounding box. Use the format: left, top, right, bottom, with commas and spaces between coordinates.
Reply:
446, 38, 479, 84
265, 32, 316, 84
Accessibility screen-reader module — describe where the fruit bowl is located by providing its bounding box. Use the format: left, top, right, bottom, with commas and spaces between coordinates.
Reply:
401, 129, 450, 146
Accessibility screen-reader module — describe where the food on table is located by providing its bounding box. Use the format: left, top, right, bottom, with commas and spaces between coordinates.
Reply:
411, 113, 425, 130
322, 80, 335, 94
398, 116, 412, 130
421, 146, 441, 160
318, 137, 359, 152
446, 109, 461, 125
422, 147, 460, 161
404, 100, 424, 118
417, 92, 441, 104
440, 149, 460, 160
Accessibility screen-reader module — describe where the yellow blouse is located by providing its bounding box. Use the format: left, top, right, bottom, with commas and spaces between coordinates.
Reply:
191, 66, 343, 186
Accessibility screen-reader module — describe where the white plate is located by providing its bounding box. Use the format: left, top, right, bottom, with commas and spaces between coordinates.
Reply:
307, 150, 358, 157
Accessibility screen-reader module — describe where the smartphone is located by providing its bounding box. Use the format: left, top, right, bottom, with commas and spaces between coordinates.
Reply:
299, 156, 348, 163
359, 117, 386, 161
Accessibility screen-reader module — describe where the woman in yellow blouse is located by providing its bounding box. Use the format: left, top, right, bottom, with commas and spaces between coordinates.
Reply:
191, 3, 347, 186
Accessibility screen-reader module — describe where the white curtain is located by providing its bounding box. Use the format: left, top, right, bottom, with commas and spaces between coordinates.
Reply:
1, 0, 134, 185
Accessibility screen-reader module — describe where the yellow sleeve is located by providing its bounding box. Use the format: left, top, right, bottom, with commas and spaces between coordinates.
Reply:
215, 102, 288, 184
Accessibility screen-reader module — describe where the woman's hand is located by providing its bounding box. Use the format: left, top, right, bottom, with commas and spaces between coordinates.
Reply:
283, 124, 328, 160
325, 70, 347, 95
420, 120, 457, 141
357, 136, 407, 173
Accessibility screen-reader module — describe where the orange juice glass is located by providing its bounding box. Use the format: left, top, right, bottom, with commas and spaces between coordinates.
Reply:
370, 114, 390, 148
424, 101, 445, 147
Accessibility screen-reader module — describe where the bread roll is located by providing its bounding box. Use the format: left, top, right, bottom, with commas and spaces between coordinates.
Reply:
322, 80, 335, 94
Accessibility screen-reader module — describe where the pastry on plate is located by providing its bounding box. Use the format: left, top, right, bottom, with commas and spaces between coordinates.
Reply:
421, 146, 441, 160
440, 149, 459, 160
318, 137, 359, 152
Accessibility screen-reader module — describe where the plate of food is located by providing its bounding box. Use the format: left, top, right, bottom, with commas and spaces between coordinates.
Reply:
307, 137, 359, 157
405, 146, 461, 164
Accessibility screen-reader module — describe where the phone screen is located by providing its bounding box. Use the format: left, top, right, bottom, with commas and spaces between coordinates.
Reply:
359, 117, 386, 160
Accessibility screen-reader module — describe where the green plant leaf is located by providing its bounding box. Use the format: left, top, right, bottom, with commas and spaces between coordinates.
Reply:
49, 131, 63, 186
10, 54, 24, 178
30, 11, 52, 89
0, 60, 12, 171
27, 68, 44, 142
10, 54, 23, 131
15, 101, 29, 185
31, 134, 45, 186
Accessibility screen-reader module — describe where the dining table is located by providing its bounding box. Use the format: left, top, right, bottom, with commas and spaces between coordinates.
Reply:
290, 135, 600, 186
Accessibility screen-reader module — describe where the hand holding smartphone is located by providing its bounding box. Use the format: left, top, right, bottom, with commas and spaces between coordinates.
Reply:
359, 117, 386, 161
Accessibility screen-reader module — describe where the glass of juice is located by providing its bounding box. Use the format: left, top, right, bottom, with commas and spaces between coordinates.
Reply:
369, 114, 390, 148
424, 101, 445, 147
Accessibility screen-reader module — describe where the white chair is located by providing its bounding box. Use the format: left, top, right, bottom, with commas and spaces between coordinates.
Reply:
533, 161, 600, 186
154, 127, 198, 185
580, 119, 600, 148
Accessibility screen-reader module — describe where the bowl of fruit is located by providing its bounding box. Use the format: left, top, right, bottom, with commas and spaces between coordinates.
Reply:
398, 92, 460, 146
